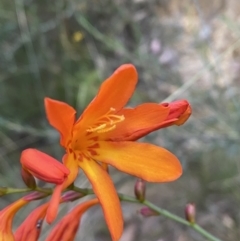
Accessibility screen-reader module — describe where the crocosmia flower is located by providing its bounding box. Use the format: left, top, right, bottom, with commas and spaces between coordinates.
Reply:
41, 64, 191, 240
45, 198, 98, 241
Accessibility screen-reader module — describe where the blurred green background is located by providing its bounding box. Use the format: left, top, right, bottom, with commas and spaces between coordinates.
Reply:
1, 0, 240, 240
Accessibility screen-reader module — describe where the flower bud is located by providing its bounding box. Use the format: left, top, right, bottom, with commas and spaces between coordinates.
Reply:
134, 178, 146, 202
21, 167, 36, 189
139, 207, 159, 217
185, 203, 196, 223
61, 191, 85, 202
20, 149, 70, 185
23, 192, 48, 201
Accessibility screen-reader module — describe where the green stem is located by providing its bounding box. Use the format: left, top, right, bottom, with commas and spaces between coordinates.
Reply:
120, 194, 223, 241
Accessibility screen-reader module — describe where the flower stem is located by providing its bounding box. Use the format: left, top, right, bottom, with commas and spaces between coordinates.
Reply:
119, 194, 223, 241
2, 186, 223, 241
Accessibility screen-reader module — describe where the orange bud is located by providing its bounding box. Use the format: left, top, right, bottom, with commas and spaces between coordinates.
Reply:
185, 203, 196, 223
134, 178, 146, 202
21, 167, 36, 189
20, 149, 70, 184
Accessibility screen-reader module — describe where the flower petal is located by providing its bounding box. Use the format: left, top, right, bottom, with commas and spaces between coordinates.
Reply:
106, 103, 170, 141
45, 199, 98, 241
97, 141, 182, 182
46, 154, 79, 224
46, 183, 63, 224
20, 149, 70, 185
79, 159, 123, 241
160, 100, 192, 127
44, 98, 76, 147
75, 64, 138, 128
0, 198, 29, 241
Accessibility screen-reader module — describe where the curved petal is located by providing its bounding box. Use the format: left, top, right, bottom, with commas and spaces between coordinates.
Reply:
0, 198, 29, 241
45, 199, 98, 241
79, 159, 123, 241
75, 64, 138, 129
46, 184, 63, 224
44, 98, 76, 147
106, 103, 170, 141
46, 153, 79, 224
97, 141, 182, 182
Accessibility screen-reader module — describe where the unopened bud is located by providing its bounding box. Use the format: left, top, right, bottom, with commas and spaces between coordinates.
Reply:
24, 191, 48, 201
21, 167, 36, 189
134, 178, 146, 202
139, 207, 159, 217
61, 191, 85, 202
185, 203, 196, 223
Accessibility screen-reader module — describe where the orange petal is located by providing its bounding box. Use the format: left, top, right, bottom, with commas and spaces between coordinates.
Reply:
0, 198, 29, 241
14, 202, 49, 241
174, 104, 192, 126
44, 98, 76, 147
106, 103, 170, 141
46, 153, 79, 224
75, 64, 138, 129
20, 149, 70, 184
97, 141, 182, 182
79, 159, 123, 241
46, 183, 63, 224
62, 153, 79, 189
45, 199, 98, 241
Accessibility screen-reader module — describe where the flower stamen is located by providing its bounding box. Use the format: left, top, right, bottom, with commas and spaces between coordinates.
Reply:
86, 108, 125, 133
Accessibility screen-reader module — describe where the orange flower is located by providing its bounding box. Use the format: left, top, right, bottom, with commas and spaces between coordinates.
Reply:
14, 202, 49, 241
45, 198, 98, 241
43, 64, 191, 240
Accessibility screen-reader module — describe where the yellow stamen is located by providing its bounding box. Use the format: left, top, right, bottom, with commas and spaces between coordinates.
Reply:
86, 108, 125, 133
